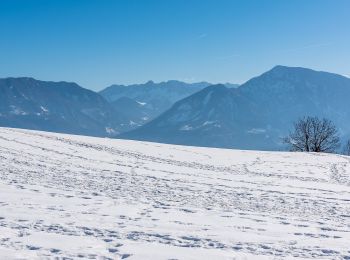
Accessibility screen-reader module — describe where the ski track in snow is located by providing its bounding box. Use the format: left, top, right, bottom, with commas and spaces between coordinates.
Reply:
0, 127, 350, 259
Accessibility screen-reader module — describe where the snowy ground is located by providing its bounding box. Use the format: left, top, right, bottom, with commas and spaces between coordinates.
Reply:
0, 127, 350, 260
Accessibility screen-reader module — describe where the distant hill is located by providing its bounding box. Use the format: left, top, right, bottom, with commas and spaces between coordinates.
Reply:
0, 77, 130, 136
120, 66, 350, 150
100, 80, 238, 123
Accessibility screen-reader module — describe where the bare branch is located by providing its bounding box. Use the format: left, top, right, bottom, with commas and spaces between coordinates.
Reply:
283, 116, 340, 153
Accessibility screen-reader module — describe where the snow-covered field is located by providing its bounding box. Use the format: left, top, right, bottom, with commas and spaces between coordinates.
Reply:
0, 128, 350, 260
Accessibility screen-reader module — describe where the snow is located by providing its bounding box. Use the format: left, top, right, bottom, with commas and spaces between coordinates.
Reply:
180, 121, 221, 131
180, 125, 193, 131
105, 127, 117, 134
136, 101, 147, 106
9, 105, 28, 115
129, 120, 139, 126
203, 120, 214, 126
202, 120, 221, 128
0, 127, 350, 259
247, 128, 267, 134
40, 106, 49, 113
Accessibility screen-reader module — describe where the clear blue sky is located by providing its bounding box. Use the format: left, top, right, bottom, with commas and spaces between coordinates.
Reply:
0, 0, 349, 90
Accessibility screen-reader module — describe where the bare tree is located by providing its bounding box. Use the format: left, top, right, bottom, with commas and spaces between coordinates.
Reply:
283, 116, 340, 153
344, 140, 350, 155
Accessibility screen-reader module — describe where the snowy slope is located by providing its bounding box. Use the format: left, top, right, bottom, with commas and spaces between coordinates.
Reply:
0, 127, 350, 259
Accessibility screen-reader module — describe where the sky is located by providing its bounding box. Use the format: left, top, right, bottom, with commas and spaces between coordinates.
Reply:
0, 0, 349, 91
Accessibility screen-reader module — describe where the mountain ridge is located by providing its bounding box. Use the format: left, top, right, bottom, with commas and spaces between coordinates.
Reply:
100, 80, 238, 124
0, 77, 130, 136
120, 65, 350, 150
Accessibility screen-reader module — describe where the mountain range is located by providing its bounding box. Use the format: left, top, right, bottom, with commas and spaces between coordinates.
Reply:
99, 80, 239, 125
121, 66, 350, 150
0, 78, 233, 136
1, 66, 350, 150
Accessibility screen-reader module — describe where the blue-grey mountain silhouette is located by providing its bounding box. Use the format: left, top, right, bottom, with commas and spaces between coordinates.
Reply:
100, 80, 239, 123
0, 77, 130, 136
120, 66, 350, 150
